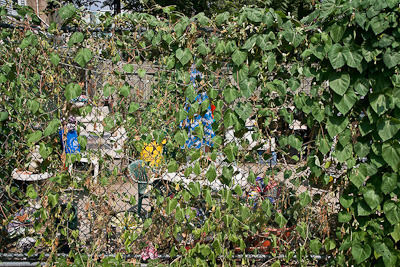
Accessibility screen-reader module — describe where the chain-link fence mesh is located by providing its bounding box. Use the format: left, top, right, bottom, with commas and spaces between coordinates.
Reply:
0, 12, 343, 266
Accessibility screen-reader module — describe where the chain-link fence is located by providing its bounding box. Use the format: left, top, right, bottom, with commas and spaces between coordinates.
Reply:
0, 12, 343, 266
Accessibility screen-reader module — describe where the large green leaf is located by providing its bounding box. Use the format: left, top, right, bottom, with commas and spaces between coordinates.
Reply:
232, 50, 247, 66
50, 52, 60, 66
235, 102, 252, 121
382, 141, 400, 172
369, 90, 393, 116
75, 48, 93, 67
239, 78, 257, 98
328, 44, 347, 69
329, 72, 350, 96
381, 173, 397, 195
343, 47, 363, 68
59, 4, 76, 19
363, 186, 382, 210
175, 48, 192, 66
27, 131, 42, 144
326, 116, 348, 137
351, 243, 371, 264
65, 83, 82, 100
349, 163, 377, 188
103, 83, 115, 98
206, 164, 217, 182
377, 118, 400, 142
384, 200, 400, 225
335, 143, 353, 163
354, 142, 370, 158
354, 77, 369, 96
333, 88, 357, 114
299, 191, 311, 207
43, 119, 60, 137
329, 22, 345, 43
67, 32, 84, 47
339, 195, 353, 209
274, 212, 287, 228
383, 50, 400, 69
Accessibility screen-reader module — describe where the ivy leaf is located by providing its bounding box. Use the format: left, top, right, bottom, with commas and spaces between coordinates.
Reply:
310, 239, 322, 254
26, 185, 38, 199
50, 52, 60, 66
326, 116, 348, 137
78, 135, 87, 150
390, 224, 400, 242
328, 44, 347, 69
262, 199, 272, 217
166, 197, 178, 215
299, 191, 311, 207
67, 32, 84, 47
354, 142, 370, 158
223, 143, 238, 162
65, 83, 82, 101
119, 85, 130, 97
343, 47, 363, 69
340, 195, 353, 209
316, 134, 331, 154
59, 4, 76, 20
381, 173, 397, 195
123, 64, 134, 73
383, 200, 400, 225
351, 243, 371, 264
28, 100, 39, 113
383, 50, 400, 69
369, 91, 392, 116
329, 22, 345, 43
235, 102, 252, 121
153, 131, 165, 144
0, 112, 8, 121
137, 68, 146, 78
329, 72, 350, 96
232, 50, 247, 66
382, 142, 400, 172
274, 212, 287, 228
349, 164, 377, 188
370, 16, 389, 35
320, 0, 336, 18
377, 118, 400, 142
354, 77, 369, 96
188, 182, 201, 197
103, 83, 115, 98
223, 87, 237, 103
75, 48, 93, 67
39, 142, 53, 159
174, 130, 188, 146
324, 237, 336, 251
335, 143, 353, 163
363, 186, 382, 210
206, 164, 217, 182
333, 88, 357, 114
43, 119, 60, 137
288, 135, 302, 151
128, 102, 139, 113
263, 52, 276, 72
167, 160, 179, 173
175, 48, 192, 66
239, 78, 257, 98
241, 35, 257, 50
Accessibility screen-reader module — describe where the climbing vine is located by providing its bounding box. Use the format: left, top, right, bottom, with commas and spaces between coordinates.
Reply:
1, 0, 400, 266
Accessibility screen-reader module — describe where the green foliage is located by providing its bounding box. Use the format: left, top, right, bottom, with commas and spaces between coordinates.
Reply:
1, 0, 400, 265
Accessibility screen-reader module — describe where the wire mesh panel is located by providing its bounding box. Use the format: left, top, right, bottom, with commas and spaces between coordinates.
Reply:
0, 8, 346, 266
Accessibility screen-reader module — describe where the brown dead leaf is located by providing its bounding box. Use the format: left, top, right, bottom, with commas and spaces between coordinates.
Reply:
16, 214, 28, 222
